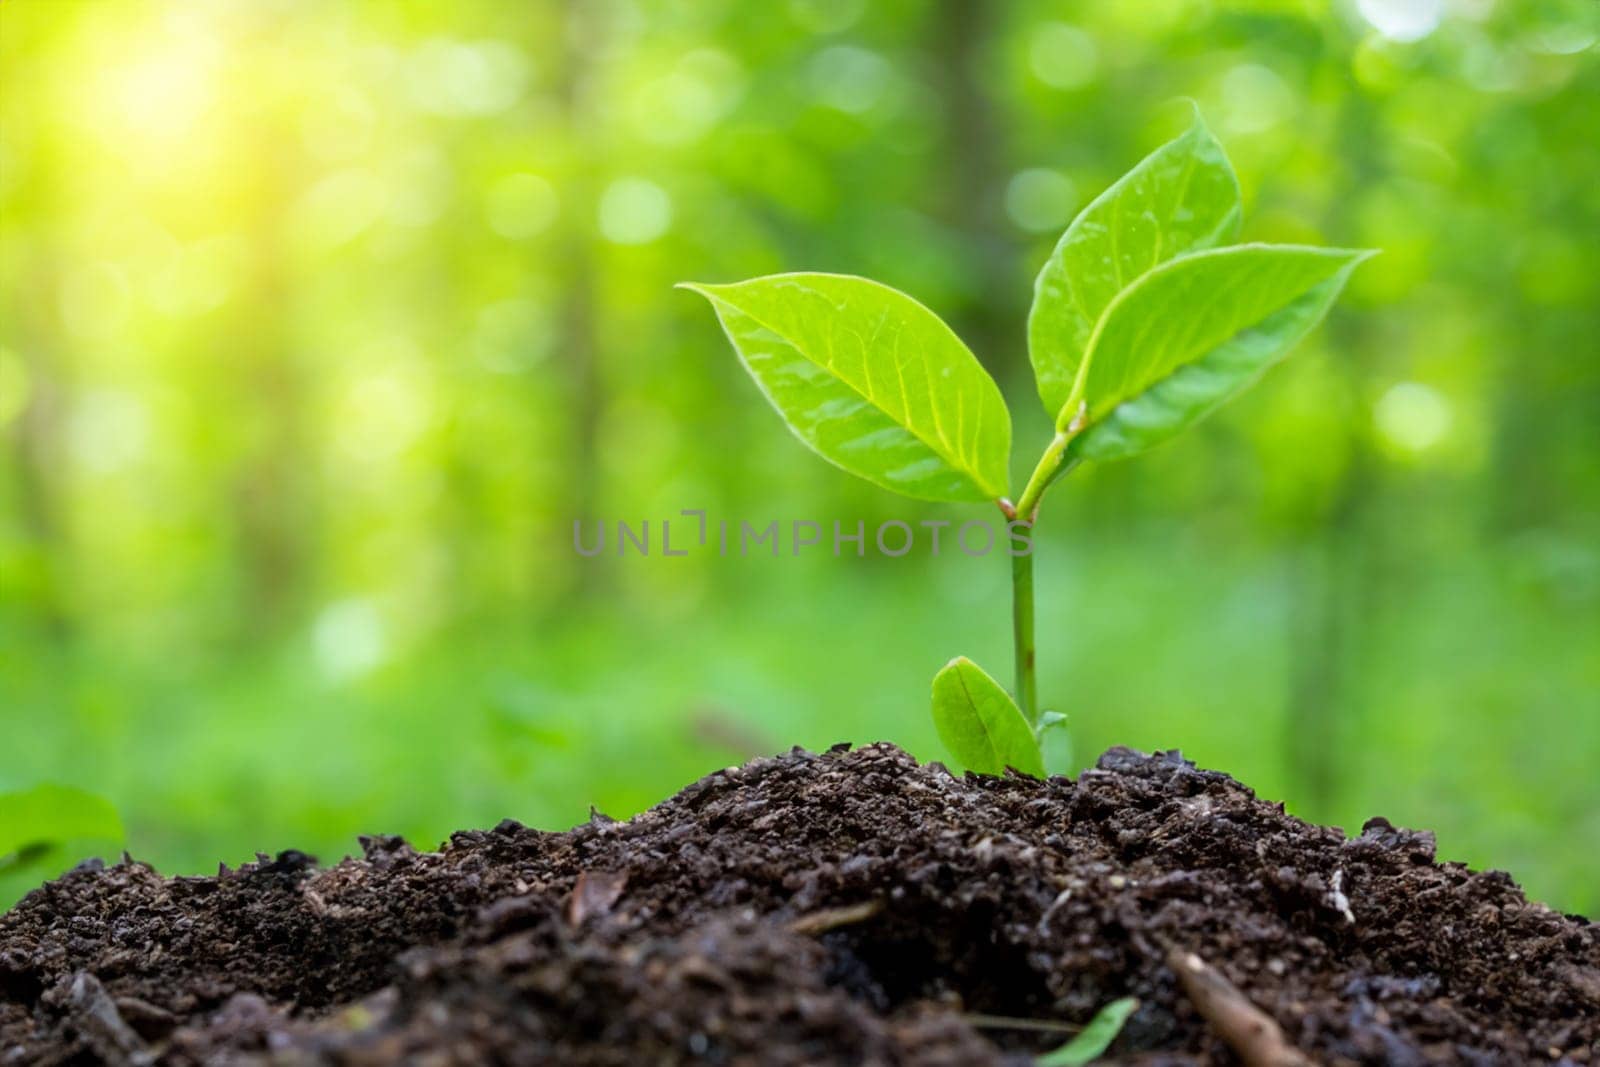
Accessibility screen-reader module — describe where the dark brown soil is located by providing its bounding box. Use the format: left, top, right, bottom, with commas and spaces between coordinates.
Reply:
3, 744, 1597, 1066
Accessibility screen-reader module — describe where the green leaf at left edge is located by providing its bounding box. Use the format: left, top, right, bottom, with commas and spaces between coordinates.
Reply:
931, 657, 1044, 778
0, 784, 124, 859
680, 274, 1011, 503
1069, 245, 1374, 461
1036, 997, 1140, 1067
1029, 107, 1241, 422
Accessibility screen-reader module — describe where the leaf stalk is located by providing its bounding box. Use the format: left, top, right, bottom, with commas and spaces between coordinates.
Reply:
1009, 545, 1038, 724
1002, 414, 1085, 724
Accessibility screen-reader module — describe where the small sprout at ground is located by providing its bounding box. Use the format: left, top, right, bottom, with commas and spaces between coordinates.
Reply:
682, 104, 1371, 777
0, 784, 124, 868
1035, 996, 1140, 1067
0, 784, 124, 905
931, 656, 1043, 777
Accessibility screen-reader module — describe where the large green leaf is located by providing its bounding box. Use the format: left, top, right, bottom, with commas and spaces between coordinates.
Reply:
1036, 997, 1139, 1067
680, 273, 1010, 502
1029, 110, 1241, 423
930, 657, 1044, 777
1069, 245, 1373, 460
0, 784, 123, 859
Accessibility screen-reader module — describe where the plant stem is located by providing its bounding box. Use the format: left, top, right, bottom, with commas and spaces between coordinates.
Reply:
1003, 421, 1084, 724
1010, 544, 1038, 723
1015, 431, 1073, 522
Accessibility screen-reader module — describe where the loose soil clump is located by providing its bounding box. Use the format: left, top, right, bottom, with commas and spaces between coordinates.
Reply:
3, 744, 1597, 1065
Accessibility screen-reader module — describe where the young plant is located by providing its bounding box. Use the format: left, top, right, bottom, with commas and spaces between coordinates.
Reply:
0, 784, 123, 908
681, 108, 1371, 777
1036, 996, 1139, 1066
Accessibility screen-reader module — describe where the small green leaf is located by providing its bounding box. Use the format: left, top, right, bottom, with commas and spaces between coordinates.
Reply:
931, 657, 1044, 777
1035, 709, 1068, 736
1069, 245, 1373, 459
1029, 108, 1241, 423
0, 784, 123, 861
0, 842, 53, 876
1036, 710, 1073, 776
680, 273, 1011, 502
1036, 997, 1139, 1067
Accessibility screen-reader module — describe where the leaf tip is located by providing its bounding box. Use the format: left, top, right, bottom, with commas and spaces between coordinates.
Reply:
677, 280, 747, 302
1322, 246, 1381, 264
1328, 247, 1382, 279
1168, 96, 1223, 146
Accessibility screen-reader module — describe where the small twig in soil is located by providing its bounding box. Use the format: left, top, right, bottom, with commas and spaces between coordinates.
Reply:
64, 971, 153, 1067
1328, 869, 1356, 925
1037, 886, 1073, 935
786, 899, 884, 936
1168, 949, 1312, 1067
566, 869, 629, 925
961, 1013, 1083, 1034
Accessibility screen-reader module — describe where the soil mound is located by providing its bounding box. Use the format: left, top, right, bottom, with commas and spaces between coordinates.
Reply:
3, 744, 1596, 1065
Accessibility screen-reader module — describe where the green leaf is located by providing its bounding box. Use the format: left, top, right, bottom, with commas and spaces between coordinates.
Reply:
1036, 710, 1073, 777
1029, 108, 1241, 423
0, 784, 124, 860
930, 657, 1043, 777
1036, 997, 1139, 1067
1034, 709, 1068, 735
679, 273, 1010, 502
1069, 245, 1373, 460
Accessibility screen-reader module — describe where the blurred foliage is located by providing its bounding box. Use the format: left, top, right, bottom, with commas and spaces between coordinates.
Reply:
0, 783, 123, 904
1, 0, 1597, 913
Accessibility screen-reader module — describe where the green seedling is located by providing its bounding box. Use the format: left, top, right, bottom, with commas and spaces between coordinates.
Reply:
1036, 996, 1139, 1066
0, 783, 123, 909
682, 107, 1371, 776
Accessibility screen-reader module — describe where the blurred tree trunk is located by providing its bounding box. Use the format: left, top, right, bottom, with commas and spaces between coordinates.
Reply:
229, 119, 307, 641
927, 0, 1014, 372
7, 274, 73, 643
554, 1, 606, 601
1286, 456, 1369, 815
1283, 92, 1383, 816
5, 128, 72, 643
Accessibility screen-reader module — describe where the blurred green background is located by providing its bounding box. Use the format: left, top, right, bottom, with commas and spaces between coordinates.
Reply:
2, 0, 1597, 914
